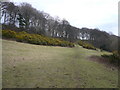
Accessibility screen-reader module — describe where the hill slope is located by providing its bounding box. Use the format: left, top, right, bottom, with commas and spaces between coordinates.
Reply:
2, 39, 118, 88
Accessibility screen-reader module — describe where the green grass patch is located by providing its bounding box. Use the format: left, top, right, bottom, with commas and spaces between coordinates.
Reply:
2, 39, 118, 88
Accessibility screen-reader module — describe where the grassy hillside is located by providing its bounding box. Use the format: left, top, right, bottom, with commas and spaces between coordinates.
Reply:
2, 39, 118, 88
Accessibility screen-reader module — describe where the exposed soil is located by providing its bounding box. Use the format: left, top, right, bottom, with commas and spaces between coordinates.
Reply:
88, 55, 118, 70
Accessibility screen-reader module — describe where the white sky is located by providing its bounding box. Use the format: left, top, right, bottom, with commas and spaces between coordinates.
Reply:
10, 0, 119, 35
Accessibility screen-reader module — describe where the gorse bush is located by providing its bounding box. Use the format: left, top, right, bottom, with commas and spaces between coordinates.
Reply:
101, 51, 120, 66
2, 30, 74, 47
2, 30, 17, 38
77, 40, 96, 50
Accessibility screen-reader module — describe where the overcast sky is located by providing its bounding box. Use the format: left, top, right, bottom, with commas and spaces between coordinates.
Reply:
10, 0, 119, 36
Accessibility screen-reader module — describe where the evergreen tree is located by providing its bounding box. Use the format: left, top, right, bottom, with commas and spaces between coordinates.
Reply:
17, 13, 26, 29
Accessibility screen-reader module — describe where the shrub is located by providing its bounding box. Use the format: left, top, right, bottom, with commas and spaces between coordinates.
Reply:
0, 30, 2, 38
77, 40, 96, 50
2, 30, 16, 38
101, 51, 120, 65
2, 30, 75, 47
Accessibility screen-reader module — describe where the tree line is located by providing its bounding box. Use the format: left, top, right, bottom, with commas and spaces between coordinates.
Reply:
1, 2, 120, 52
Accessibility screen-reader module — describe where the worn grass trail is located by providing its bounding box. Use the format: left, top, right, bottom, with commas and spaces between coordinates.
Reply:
2, 39, 118, 88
